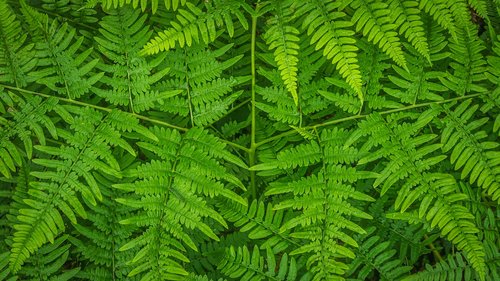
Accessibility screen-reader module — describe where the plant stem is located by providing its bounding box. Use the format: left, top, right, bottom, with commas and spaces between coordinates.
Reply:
0, 84, 188, 131
184, 49, 195, 127
424, 235, 443, 262
248, 11, 258, 199
255, 93, 484, 148
1, 86, 250, 152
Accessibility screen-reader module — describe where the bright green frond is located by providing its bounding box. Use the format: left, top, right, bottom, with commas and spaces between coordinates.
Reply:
388, 0, 430, 61
350, 0, 408, 70
297, 0, 364, 100
88, 0, 188, 12
402, 252, 490, 281
9, 107, 146, 272
115, 126, 245, 280
16, 235, 79, 280
261, 129, 375, 280
437, 100, 500, 202
384, 21, 449, 104
418, 0, 458, 38
264, 0, 300, 105
467, 0, 490, 20
141, 0, 249, 55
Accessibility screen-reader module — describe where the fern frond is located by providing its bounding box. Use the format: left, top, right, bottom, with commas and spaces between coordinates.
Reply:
219, 199, 298, 253
0, 0, 37, 87
218, 246, 297, 281
418, 0, 458, 38
69, 169, 137, 281
157, 43, 246, 126
402, 247, 500, 281
0, 91, 59, 178
88, 0, 188, 13
259, 128, 376, 280
484, 36, 500, 135
442, 0, 473, 27
384, 21, 449, 104
348, 226, 412, 280
389, 0, 430, 61
95, 7, 179, 113
264, 0, 300, 105
114, 127, 245, 280
402, 253, 479, 281
440, 25, 488, 95
6, 169, 78, 281
20, 0, 103, 99
17, 235, 79, 280
41, 0, 98, 24
436, 100, 500, 202
350, 0, 408, 70
354, 110, 487, 279
467, 0, 489, 20
256, 85, 300, 125
296, 0, 363, 100
9, 108, 146, 272
141, 0, 249, 55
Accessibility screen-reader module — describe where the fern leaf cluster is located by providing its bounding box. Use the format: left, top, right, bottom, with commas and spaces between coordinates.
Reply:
0, 0, 499, 280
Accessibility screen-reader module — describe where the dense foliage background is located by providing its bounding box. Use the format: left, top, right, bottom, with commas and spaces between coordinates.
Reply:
0, 0, 499, 280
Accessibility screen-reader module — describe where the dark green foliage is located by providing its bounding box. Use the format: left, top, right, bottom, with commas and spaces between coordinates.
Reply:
0, 0, 499, 280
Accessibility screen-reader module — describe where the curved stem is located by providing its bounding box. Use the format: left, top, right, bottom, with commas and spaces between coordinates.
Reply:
1, 84, 254, 152
248, 12, 258, 199
0, 84, 187, 131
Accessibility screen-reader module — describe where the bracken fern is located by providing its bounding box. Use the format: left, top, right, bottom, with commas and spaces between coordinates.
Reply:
0, 0, 498, 280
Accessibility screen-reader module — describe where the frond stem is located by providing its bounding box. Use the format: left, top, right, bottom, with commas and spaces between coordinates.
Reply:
0, 84, 188, 132
184, 49, 195, 127
255, 93, 484, 147
424, 235, 443, 262
248, 10, 259, 199
1, 84, 251, 151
